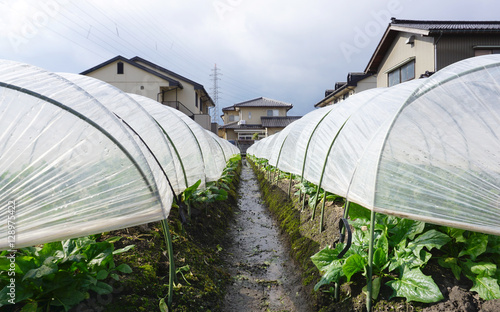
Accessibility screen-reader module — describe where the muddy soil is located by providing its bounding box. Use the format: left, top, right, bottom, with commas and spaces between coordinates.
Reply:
222, 162, 312, 312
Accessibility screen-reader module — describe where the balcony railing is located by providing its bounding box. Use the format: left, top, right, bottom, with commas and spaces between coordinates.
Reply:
162, 101, 212, 130
162, 101, 194, 118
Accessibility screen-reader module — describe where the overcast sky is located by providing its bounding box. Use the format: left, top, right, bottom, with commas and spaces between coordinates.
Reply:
1, 0, 499, 121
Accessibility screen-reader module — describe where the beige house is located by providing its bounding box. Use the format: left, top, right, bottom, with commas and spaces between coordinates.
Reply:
366, 18, 500, 87
316, 19, 500, 108
219, 97, 300, 153
80, 56, 215, 130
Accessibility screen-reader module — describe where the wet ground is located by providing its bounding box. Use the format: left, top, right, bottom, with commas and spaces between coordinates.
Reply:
222, 161, 312, 312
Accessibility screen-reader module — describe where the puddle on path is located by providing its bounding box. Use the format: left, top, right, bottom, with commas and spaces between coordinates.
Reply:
222, 161, 311, 312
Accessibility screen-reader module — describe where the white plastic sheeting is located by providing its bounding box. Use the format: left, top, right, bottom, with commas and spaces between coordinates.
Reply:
58, 73, 184, 194
248, 55, 500, 236
0, 60, 239, 249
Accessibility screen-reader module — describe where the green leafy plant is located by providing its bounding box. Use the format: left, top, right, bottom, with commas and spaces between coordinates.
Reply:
192, 182, 229, 203
312, 204, 449, 303
294, 180, 323, 209
185, 154, 241, 206
312, 203, 500, 303
437, 228, 500, 300
0, 236, 134, 311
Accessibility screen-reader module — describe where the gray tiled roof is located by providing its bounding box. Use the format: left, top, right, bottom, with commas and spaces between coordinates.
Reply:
234, 97, 293, 109
391, 19, 500, 33
261, 116, 301, 128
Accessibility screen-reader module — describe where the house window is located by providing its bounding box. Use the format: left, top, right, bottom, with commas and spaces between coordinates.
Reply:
474, 49, 500, 56
267, 109, 279, 116
248, 112, 252, 119
117, 62, 124, 74
195, 94, 198, 108
229, 115, 239, 122
388, 60, 415, 87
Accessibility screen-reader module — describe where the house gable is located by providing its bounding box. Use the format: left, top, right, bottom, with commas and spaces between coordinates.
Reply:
81, 55, 181, 88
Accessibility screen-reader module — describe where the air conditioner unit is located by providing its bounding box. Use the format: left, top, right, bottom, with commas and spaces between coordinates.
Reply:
238, 120, 246, 125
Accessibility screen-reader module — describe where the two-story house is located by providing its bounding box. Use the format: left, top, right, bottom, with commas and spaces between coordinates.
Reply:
316, 18, 500, 108
219, 97, 301, 153
80, 56, 215, 130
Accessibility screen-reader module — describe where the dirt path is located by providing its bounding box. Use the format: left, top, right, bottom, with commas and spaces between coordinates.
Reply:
222, 162, 312, 312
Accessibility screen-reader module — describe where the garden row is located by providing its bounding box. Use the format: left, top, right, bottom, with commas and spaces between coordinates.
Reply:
247, 55, 500, 310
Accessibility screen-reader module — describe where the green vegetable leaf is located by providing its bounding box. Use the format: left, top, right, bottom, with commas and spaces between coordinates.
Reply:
446, 227, 467, 243
348, 202, 371, 221
159, 298, 169, 312
487, 235, 500, 255
113, 244, 135, 255
87, 246, 113, 268
375, 232, 389, 255
389, 247, 429, 273
96, 269, 108, 280
459, 232, 488, 260
469, 261, 497, 278
51, 288, 89, 309
115, 263, 133, 273
183, 179, 202, 201
373, 248, 388, 272
105, 236, 123, 243
343, 254, 366, 282
311, 245, 342, 272
313, 260, 344, 291
38, 242, 64, 263
22, 262, 58, 281
408, 230, 450, 257
438, 257, 462, 280
362, 276, 381, 300
89, 281, 113, 295
0, 283, 34, 305
386, 268, 443, 303
388, 219, 425, 247
470, 276, 500, 300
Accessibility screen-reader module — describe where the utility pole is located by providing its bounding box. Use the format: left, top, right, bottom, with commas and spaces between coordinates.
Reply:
209, 64, 221, 124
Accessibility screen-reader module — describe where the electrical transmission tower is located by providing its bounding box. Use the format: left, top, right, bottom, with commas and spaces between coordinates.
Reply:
209, 64, 221, 123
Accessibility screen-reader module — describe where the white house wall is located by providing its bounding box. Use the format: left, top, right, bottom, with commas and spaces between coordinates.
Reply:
85, 61, 168, 102
355, 75, 377, 93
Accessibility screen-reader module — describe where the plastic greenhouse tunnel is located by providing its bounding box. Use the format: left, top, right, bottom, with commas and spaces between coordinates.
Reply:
0, 60, 172, 249
0, 59, 240, 310
247, 54, 500, 310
